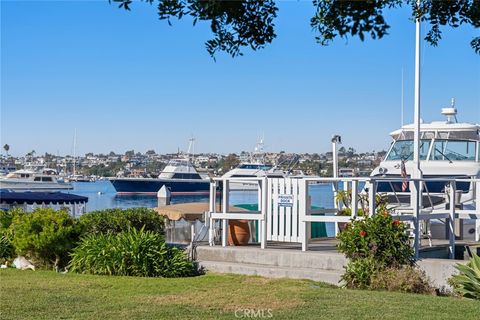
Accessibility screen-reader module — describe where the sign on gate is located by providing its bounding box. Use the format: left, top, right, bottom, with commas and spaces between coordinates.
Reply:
278, 194, 293, 207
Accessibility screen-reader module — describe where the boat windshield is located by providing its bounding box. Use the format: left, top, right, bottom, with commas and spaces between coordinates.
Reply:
386, 140, 431, 161
430, 140, 476, 161
386, 139, 477, 161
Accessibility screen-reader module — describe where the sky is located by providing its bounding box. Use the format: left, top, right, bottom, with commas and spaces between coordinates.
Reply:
1, 1, 479, 157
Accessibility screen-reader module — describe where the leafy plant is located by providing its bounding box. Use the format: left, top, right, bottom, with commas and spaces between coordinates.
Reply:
337, 212, 414, 289
0, 235, 14, 261
79, 207, 164, 236
11, 208, 80, 268
335, 190, 386, 216
341, 256, 381, 289
337, 213, 413, 267
69, 228, 195, 278
449, 253, 480, 300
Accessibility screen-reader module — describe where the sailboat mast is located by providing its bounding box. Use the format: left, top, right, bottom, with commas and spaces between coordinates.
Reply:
73, 129, 77, 177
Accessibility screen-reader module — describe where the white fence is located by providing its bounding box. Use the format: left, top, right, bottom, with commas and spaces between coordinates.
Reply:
207, 176, 480, 259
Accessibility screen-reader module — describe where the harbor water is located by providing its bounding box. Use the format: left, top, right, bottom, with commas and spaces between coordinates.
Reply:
70, 180, 336, 237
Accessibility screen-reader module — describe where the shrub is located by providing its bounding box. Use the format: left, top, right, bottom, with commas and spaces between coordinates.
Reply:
370, 266, 435, 294
11, 208, 80, 268
448, 253, 480, 300
342, 256, 382, 289
0, 235, 14, 262
79, 207, 164, 236
0, 208, 20, 262
337, 213, 413, 267
337, 212, 415, 289
69, 228, 195, 278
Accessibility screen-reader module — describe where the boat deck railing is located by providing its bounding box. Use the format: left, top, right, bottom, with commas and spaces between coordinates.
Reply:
206, 176, 480, 259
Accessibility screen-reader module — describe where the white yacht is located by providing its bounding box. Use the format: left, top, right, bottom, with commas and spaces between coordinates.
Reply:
371, 101, 479, 208
222, 139, 286, 191
0, 169, 73, 191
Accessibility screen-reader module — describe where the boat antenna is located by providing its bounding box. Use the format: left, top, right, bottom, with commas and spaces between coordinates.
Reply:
441, 98, 458, 123
401, 68, 404, 127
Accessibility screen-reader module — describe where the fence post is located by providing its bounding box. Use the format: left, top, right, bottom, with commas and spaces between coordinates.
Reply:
299, 179, 308, 251
261, 177, 268, 249
221, 179, 229, 247
351, 180, 358, 219
476, 180, 480, 242
411, 179, 421, 260
448, 180, 456, 259
368, 179, 376, 216
208, 181, 216, 246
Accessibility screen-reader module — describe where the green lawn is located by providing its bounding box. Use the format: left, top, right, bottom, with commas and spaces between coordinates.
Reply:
0, 269, 478, 319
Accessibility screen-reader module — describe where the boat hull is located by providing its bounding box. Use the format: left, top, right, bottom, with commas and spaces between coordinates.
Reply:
109, 178, 210, 196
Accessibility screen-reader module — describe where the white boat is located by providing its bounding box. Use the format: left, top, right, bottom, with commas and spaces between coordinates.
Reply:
0, 164, 16, 176
371, 101, 479, 203
370, 101, 479, 239
0, 169, 73, 191
222, 139, 286, 191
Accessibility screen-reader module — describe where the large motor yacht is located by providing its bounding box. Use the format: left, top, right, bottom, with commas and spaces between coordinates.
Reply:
109, 158, 210, 195
371, 101, 479, 207
0, 169, 73, 191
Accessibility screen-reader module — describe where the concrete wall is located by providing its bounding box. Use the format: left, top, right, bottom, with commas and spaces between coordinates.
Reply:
417, 259, 467, 291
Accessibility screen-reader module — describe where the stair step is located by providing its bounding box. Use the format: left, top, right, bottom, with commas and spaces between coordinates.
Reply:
199, 260, 343, 286
196, 246, 347, 271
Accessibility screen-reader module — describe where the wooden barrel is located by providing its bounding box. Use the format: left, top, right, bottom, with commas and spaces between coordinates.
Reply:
228, 220, 250, 246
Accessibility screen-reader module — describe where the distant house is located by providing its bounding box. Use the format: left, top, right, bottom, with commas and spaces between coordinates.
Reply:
339, 168, 355, 177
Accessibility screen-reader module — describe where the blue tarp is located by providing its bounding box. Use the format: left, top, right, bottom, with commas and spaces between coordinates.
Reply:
0, 191, 88, 205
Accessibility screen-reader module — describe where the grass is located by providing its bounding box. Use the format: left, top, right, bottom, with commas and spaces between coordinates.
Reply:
1, 269, 479, 319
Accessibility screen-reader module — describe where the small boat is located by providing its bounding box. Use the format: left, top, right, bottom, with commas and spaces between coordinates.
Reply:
0, 169, 73, 191
109, 158, 210, 196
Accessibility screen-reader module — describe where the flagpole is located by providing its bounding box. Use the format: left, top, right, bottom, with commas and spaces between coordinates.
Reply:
412, 0, 422, 259
413, 3, 422, 180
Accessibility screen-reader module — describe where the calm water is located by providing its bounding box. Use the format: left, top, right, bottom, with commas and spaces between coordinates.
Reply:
70, 181, 336, 237
70, 181, 336, 213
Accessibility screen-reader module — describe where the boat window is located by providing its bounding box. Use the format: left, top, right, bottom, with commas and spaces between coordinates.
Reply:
171, 173, 201, 179
34, 177, 41, 181
42, 177, 53, 182
430, 140, 476, 161
385, 140, 431, 161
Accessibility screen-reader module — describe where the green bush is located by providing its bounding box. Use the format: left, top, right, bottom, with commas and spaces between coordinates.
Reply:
0, 235, 14, 262
337, 212, 415, 289
341, 256, 381, 289
0, 208, 20, 262
370, 266, 435, 294
337, 213, 413, 267
79, 207, 164, 236
448, 253, 480, 300
11, 208, 80, 268
69, 228, 195, 278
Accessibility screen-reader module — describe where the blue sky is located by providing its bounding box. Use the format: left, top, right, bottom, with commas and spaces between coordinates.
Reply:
1, 1, 479, 156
